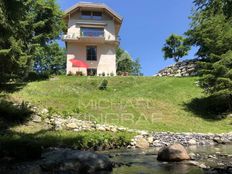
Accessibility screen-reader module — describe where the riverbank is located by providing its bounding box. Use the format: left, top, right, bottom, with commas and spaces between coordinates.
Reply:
1, 145, 232, 174
130, 131, 232, 149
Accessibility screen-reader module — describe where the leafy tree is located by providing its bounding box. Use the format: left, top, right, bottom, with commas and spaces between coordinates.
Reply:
34, 42, 66, 75
162, 34, 190, 62
0, 0, 65, 82
186, 0, 232, 111
131, 58, 142, 76
116, 48, 141, 75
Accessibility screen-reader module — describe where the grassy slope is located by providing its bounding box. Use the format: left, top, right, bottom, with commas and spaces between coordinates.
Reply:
11, 76, 232, 133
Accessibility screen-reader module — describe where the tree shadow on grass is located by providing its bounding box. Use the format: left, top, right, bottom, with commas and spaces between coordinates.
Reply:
0, 83, 27, 93
0, 99, 33, 131
183, 95, 229, 120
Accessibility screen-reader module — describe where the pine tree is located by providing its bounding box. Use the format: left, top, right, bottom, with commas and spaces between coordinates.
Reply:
0, 0, 65, 82
186, 0, 232, 111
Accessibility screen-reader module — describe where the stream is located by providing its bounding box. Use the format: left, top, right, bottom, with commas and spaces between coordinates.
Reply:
104, 145, 232, 174
1, 145, 232, 174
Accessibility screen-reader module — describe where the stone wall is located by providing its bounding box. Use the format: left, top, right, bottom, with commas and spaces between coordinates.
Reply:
156, 59, 200, 77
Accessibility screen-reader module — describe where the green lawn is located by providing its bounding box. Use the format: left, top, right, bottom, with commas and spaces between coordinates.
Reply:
10, 76, 232, 133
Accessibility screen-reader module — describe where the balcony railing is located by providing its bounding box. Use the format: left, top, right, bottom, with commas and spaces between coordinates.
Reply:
62, 33, 78, 40
62, 33, 120, 43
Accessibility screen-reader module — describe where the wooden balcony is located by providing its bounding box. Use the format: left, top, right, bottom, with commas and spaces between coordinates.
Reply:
62, 33, 120, 44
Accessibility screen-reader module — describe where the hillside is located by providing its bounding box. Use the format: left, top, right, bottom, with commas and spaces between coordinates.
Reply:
10, 76, 232, 133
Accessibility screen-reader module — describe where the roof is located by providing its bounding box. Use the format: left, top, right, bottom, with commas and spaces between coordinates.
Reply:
64, 2, 123, 23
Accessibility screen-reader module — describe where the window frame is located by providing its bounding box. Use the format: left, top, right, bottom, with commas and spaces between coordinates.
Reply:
86, 46, 97, 61
81, 11, 102, 20
80, 27, 104, 38
81, 11, 92, 19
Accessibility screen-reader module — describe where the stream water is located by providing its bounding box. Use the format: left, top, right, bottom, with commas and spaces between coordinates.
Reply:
1, 145, 232, 174
102, 145, 232, 174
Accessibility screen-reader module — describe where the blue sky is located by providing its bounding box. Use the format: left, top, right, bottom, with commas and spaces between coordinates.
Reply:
57, 0, 197, 76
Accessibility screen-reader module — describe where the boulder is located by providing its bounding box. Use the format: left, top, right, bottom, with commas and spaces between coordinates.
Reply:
135, 137, 149, 149
157, 144, 190, 162
188, 139, 197, 145
32, 115, 42, 123
41, 148, 112, 174
147, 136, 154, 144
66, 122, 78, 129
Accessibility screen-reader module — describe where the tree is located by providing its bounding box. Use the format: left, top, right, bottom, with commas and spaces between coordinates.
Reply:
0, 0, 65, 82
186, 0, 232, 111
116, 48, 141, 75
162, 34, 190, 62
34, 42, 66, 75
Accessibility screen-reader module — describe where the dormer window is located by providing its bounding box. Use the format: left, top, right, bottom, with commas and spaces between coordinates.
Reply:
92, 11, 102, 20
81, 11, 102, 20
81, 11, 92, 19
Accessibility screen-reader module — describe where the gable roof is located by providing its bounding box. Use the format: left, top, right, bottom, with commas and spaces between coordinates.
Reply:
64, 2, 123, 23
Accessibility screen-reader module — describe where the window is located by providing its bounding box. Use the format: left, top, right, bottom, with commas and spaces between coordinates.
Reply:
81, 11, 102, 20
92, 11, 102, 20
81, 27, 104, 37
81, 11, 92, 19
86, 46, 97, 61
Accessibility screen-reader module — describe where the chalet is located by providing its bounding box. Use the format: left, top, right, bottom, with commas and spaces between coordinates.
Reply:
63, 2, 123, 76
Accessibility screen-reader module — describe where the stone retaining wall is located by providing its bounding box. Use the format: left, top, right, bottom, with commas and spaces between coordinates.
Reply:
156, 59, 200, 77
31, 107, 232, 149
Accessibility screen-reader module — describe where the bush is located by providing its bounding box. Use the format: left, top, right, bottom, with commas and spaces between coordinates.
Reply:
0, 131, 135, 161
99, 79, 108, 90
24, 72, 49, 82
67, 71, 73, 76
117, 71, 122, 76
110, 72, 114, 76
76, 71, 83, 76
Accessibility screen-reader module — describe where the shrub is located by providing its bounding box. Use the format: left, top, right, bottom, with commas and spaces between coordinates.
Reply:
24, 72, 49, 82
67, 71, 73, 76
110, 72, 114, 76
99, 79, 108, 90
76, 71, 83, 76
117, 71, 122, 76
102, 72, 105, 77
0, 131, 135, 161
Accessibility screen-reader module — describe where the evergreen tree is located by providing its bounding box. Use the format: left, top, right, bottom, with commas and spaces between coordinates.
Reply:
186, 0, 232, 110
0, 0, 65, 82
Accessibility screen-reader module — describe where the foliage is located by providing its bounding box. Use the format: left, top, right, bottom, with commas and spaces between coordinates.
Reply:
0, 0, 65, 82
24, 71, 50, 82
34, 42, 66, 75
116, 48, 141, 75
186, 0, 232, 110
0, 131, 135, 161
162, 34, 190, 62
99, 79, 108, 90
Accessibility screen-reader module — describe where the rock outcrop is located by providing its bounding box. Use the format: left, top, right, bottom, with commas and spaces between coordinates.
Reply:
155, 59, 200, 77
